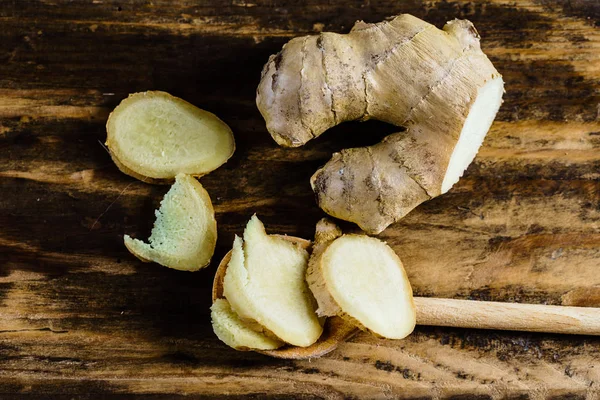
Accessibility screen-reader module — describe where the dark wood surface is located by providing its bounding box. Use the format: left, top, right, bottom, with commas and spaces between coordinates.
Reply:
1, 0, 599, 398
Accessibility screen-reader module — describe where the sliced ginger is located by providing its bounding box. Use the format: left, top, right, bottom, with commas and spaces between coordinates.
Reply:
223, 215, 323, 347
106, 91, 235, 183
124, 173, 217, 271
211, 299, 283, 350
307, 219, 416, 339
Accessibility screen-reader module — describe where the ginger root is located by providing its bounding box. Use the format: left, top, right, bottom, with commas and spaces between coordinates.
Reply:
257, 15, 503, 233
306, 219, 416, 339
107, 91, 235, 183
124, 173, 217, 271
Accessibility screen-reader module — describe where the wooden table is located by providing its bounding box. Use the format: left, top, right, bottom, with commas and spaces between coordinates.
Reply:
1, 1, 599, 398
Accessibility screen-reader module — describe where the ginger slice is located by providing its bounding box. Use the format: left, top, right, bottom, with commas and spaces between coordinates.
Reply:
211, 299, 283, 350
124, 173, 217, 271
307, 219, 416, 339
106, 91, 235, 183
223, 215, 323, 347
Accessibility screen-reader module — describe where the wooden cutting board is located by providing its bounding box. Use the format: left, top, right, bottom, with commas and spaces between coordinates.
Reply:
1, 1, 599, 398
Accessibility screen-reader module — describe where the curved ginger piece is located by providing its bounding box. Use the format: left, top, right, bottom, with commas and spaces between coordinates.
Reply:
124, 174, 217, 271
211, 299, 284, 350
257, 15, 503, 233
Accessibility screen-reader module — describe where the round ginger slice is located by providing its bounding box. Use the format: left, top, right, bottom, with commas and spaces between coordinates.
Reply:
308, 234, 416, 339
106, 91, 235, 183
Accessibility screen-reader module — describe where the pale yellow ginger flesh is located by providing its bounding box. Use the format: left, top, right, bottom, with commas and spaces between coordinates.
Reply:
256, 14, 504, 233
223, 215, 323, 347
124, 174, 217, 271
307, 221, 416, 339
106, 91, 235, 182
211, 299, 283, 350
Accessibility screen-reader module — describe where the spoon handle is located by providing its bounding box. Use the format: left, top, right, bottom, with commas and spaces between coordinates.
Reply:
414, 297, 600, 335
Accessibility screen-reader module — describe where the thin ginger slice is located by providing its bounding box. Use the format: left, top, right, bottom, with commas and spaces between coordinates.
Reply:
106, 91, 235, 183
211, 298, 283, 350
307, 219, 416, 339
223, 215, 323, 347
124, 173, 217, 271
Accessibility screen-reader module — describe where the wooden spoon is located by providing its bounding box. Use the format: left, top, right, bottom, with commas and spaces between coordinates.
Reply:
212, 236, 600, 359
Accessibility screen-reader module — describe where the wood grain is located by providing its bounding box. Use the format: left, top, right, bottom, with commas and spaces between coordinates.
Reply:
1, 0, 599, 398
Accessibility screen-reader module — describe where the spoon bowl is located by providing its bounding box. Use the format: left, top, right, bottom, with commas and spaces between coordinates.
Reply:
212, 235, 358, 359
